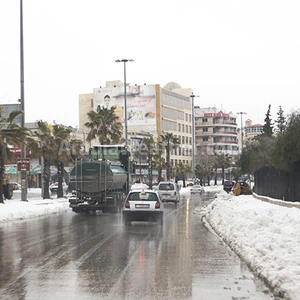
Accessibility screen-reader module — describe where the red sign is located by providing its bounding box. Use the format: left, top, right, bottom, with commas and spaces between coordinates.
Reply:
204, 113, 230, 117
5, 148, 31, 165
17, 158, 31, 172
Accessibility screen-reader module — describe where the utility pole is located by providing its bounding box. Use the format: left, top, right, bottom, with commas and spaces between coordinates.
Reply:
190, 93, 200, 179
115, 59, 134, 192
20, 0, 28, 201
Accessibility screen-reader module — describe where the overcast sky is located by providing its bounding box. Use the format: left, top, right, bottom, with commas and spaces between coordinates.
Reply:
1, 0, 299, 128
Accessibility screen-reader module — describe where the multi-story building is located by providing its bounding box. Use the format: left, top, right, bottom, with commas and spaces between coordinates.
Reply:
78, 81, 193, 180
244, 119, 264, 141
194, 106, 239, 171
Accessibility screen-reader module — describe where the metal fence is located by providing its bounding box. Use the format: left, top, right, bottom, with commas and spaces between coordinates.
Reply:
254, 161, 300, 202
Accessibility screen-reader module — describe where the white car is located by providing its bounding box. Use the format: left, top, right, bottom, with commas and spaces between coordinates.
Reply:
50, 182, 68, 195
157, 181, 181, 205
122, 189, 164, 225
190, 184, 204, 194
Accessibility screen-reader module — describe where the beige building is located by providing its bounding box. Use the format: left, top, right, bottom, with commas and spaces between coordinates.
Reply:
244, 118, 264, 142
194, 106, 239, 167
78, 81, 194, 176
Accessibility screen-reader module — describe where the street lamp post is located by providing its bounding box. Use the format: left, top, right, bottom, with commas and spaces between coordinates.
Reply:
115, 59, 134, 191
20, 0, 27, 201
115, 59, 134, 144
237, 112, 247, 151
190, 93, 199, 180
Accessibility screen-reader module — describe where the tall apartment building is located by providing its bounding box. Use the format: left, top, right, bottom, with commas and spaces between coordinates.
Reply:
194, 106, 239, 167
78, 81, 193, 180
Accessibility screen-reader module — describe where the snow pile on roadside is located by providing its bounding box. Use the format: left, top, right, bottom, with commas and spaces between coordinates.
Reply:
204, 192, 300, 300
0, 189, 69, 222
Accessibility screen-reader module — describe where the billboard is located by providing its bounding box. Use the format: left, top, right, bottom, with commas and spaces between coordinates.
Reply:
93, 85, 157, 134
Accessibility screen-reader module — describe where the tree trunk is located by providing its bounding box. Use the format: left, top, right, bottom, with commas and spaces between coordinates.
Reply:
166, 145, 170, 181
222, 166, 225, 185
43, 158, 51, 199
0, 148, 5, 204
148, 153, 153, 190
57, 161, 64, 198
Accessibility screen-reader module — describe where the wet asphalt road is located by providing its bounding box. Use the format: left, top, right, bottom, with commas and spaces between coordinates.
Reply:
0, 191, 275, 300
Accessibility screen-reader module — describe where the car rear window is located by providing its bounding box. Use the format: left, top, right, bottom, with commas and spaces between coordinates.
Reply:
158, 183, 175, 191
224, 181, 233, 186
128, 192, 158, 201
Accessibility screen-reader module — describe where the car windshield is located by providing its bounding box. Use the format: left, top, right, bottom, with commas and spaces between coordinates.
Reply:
224, 181, 233, 186
128, 192, 158, 201
192, 185, 201, 188
158, 183, 174, 191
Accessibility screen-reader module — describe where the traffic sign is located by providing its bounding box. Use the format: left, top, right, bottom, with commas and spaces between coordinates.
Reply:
17, 158, 30, 172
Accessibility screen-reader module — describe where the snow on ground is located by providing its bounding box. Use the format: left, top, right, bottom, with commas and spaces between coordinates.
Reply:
1, 186, 300, 299
198, 189, 300, 300
0, 189, 69, 222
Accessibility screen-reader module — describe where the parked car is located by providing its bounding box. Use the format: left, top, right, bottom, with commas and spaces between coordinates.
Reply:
190, 184, 204, 194
223, 180, 235, 193
10, 182, 21, 190
50, 182, 68, 195
157, 181, 180, 205
122, 189, 164, 225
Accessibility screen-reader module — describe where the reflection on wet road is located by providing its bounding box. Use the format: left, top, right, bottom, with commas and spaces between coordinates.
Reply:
0, 191, 274, 299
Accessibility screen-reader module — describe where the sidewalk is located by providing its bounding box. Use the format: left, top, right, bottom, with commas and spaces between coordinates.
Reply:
0, 188, 69, 222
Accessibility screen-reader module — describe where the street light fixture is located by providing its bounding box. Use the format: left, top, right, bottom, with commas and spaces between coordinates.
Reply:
237, 112, 247, 151
115, 59, 134, 144
190, 92, 200, 180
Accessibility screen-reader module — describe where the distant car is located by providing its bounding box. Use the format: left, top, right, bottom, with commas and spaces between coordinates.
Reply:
223, 180, 235, 193
190, 184, 204, 194
10, 182, 21, 190
157, 181, 181, 205
130, 183, 149, 190
50, 182, 68, 195
122, 189, 164, 225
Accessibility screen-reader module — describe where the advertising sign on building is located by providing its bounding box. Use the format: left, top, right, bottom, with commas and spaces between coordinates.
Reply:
93, 85, 157, 134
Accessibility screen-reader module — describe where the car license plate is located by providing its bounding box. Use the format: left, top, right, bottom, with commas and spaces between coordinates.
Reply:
162, 194, 170, 197
135, 204, 150, 209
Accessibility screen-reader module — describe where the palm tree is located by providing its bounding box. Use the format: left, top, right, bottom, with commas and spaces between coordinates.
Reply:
141, 136, 155, 189
27, 121, 54, 199
214, 152, 231, 185
174, 162, 192, 187
27, 121, 83, 199
160, 133, 180, 181
52, 124, 82, 198
0, 108, 28, 203
85, 106, 123, 145
152, 152, 166, 183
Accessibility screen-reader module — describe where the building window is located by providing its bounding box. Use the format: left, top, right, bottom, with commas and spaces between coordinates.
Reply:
182, 136, 185, 144
202, 118, 208, 122
203, 127, 208, 132
178, 123, 181, 132
203, 137, 208, 141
